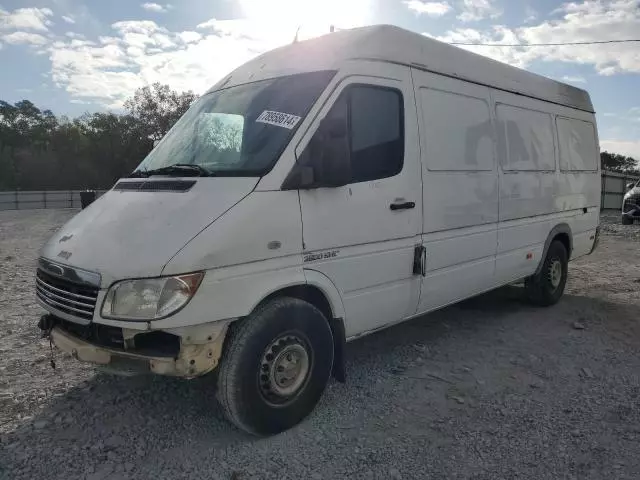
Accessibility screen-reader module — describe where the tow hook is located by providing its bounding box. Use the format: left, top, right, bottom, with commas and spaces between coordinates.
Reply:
38, 314, 57, 369
38, 314, 55, 332
589, 226, 600, 254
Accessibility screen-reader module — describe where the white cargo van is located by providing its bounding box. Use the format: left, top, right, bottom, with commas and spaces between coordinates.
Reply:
36, 25, 601, 435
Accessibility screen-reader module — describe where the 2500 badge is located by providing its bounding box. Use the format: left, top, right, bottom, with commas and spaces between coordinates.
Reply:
303, 250, 339, 263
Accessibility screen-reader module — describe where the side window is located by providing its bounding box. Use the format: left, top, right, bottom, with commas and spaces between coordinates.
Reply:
313, 85, 404, 184
557, 117, 598, 171
420, 87, 494, 171
349, 86, 404, 182
497, 104, 556, 171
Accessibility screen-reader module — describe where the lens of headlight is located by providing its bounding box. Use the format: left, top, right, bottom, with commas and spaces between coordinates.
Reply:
157, 274, 202, 318
102, 272, 203, 320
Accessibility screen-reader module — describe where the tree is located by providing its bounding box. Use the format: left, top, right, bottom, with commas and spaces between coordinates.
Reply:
601, 151, 638, 173
0, 83, 196, 190
0, 99, 60, 188
124, 82, 196, 142
78, 112, 151, 186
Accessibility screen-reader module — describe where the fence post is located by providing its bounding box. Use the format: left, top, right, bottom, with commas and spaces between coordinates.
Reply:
43, 191, 47, 209
14, 190, 18, 210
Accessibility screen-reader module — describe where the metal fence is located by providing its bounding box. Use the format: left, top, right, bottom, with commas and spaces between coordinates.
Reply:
0, 190, 108, 211
601, 170, 639, 211
0, 171, 637, 211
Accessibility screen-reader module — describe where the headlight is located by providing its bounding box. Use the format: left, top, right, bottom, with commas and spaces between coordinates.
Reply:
101, 272, 204, 320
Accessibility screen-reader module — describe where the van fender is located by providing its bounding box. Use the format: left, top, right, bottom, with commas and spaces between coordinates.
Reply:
244, 270, 309, 315
303, 269, 346, 321
534, 223, 573, 275
304, 269, 347, 382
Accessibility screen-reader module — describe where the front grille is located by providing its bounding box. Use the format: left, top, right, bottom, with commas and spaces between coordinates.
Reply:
624, 193, 640, 213
36, 269, 99, 320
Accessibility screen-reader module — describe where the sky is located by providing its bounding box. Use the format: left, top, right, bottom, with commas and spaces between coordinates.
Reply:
0, 0, 639, 158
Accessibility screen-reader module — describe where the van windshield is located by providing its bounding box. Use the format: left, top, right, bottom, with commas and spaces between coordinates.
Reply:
133, 71, 336, 177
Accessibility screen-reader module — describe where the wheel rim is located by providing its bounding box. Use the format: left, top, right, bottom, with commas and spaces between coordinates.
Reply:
548, 258, 563, 289
259, 334, 311, 405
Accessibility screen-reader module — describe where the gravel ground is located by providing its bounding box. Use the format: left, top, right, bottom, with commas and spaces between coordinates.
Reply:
1, 209, 640, 480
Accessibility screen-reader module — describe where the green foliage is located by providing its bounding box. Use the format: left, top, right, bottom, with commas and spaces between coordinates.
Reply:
0, 84, 195, 190
601, 151, 639, 174
124, 83, 196, 141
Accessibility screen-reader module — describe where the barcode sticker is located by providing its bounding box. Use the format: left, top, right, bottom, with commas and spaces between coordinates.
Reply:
255, 110, 301, 129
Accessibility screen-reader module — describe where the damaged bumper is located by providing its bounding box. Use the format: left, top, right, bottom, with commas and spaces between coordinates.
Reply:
45, 316, 229, 378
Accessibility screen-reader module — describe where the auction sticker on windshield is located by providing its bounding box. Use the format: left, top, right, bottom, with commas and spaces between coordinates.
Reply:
256, 110, 302, 129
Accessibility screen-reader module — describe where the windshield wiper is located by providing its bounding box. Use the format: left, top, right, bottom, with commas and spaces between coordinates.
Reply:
129, 164, 212, 178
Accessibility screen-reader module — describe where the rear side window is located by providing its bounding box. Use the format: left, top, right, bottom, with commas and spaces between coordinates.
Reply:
420, 87, 494, 171
557, 117, 598, 171
497, 104, 556, 171
323, 85, 404, 183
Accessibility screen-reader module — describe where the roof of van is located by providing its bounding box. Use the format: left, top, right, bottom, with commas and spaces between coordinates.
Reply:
210, 24, 594, 113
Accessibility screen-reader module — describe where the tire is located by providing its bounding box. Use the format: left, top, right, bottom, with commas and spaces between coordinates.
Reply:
622, 215, 633, 225
525, 240, 568, 307
216, 297, 334, 436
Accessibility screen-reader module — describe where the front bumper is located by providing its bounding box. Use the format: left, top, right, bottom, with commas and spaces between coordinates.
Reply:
47, 318, 229, 378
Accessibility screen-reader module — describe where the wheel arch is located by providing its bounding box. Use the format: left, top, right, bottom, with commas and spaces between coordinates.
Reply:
249, 271, 345, 319
535, 223, 573, 275
245, 269, 347, 382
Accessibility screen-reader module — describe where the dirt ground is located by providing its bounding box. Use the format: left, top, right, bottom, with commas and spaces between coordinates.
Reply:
1, 209, 640, 480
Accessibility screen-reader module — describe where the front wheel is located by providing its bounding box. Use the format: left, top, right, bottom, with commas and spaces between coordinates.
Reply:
622, 214, 633, 225
216, 297, 334, 436
525, 240, 568, 306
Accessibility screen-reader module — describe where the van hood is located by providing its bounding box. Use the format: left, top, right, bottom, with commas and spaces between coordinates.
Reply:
40, 178, 258, 286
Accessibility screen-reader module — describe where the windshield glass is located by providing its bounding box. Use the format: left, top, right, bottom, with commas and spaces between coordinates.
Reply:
134, 71, 336, 177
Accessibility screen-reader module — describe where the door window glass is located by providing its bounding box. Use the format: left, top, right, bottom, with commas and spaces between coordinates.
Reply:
315, 85, 404, 184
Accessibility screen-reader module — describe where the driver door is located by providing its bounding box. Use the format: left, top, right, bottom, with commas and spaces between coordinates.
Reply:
295, 66, 423, 338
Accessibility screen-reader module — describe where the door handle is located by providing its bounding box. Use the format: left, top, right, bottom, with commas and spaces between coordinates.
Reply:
390, 201, 415, 211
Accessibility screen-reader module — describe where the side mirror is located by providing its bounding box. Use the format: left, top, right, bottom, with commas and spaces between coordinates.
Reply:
627, 182, 635, 191
283, 116, 351, 190
315, 117, 350, 187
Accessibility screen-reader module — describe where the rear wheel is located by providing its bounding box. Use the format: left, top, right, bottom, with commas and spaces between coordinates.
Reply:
216, 297, 334, 436
525, 240, 568, 306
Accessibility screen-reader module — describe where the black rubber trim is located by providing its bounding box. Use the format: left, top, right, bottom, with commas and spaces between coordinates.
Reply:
114, 180, 196, 192
329, 317, 346, 383
535, 223, 573, 275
